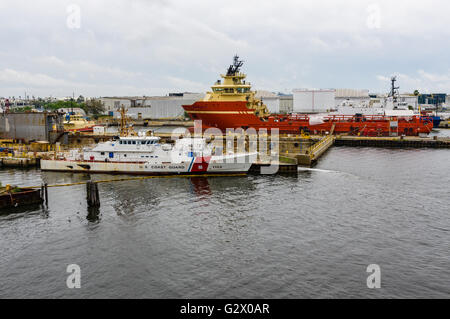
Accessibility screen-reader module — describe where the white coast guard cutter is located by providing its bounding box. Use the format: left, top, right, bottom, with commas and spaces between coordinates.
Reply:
40, 135, 257, 175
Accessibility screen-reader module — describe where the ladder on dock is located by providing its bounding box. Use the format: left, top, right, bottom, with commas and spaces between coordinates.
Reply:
297, 134, 335, 166
308, 135, 335, 162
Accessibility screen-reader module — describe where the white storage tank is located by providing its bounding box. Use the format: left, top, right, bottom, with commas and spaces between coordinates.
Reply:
293, 89, 335, 113
261, 97, 280, 114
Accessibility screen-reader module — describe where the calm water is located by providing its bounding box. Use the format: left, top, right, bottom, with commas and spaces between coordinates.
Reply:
0, 147, 449, 298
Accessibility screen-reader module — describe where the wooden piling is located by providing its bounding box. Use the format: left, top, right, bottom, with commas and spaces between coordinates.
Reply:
44, 183, 48, 205
86, 181, 100, 208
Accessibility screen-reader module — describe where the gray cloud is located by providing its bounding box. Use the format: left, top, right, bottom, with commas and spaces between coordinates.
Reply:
1, 0, 450, 97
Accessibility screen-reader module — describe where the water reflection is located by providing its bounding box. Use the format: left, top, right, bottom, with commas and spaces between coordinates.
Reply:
41, 171, 91, 186
0, 203, 43, 217
2, 148, 450, 298
189, 177, 212, 197
87, 206, 101, 223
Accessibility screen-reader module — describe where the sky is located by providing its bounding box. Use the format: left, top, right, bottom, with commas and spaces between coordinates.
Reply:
1, 0, 450, 98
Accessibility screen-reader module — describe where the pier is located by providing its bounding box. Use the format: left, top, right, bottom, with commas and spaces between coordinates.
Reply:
296, 135, 335, 166
250, 161, 299, 175
0, 157, 38, 168
334, 136, 450, 148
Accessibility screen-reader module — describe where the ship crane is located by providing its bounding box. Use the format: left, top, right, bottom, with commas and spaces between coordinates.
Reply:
117, 105, 136, 137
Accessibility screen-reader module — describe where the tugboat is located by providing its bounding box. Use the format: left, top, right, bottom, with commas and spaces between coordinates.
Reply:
41, 107, 257, 175
63, 113, 95, 132
183, 56, 433, 136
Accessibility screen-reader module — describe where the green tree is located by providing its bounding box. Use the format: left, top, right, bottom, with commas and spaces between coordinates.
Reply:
15, 106, 32, 112
32, 98, 46, 109
83, 99, 105, 118
414, 90, 420, 96
43, 100, 84, 111
76, 95, 85, 103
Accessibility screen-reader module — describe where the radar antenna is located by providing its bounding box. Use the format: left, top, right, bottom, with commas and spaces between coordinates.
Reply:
226, 55, 244, 76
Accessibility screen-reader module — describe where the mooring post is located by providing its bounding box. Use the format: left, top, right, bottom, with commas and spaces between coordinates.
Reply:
44, 183, 48, 205
86, 181, 100, 208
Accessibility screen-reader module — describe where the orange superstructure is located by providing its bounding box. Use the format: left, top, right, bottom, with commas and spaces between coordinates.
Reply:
183, 56, 433, 136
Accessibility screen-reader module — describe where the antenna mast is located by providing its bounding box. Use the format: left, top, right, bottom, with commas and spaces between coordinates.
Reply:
389, 76, 400, 102
226, 55, 244, 76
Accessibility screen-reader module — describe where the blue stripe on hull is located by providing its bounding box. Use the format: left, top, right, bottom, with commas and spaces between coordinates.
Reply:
187, 157, 195, 172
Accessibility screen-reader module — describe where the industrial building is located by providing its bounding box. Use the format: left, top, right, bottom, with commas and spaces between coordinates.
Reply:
418, 94, 447, 107
292, 89, 335, 113
0, 112, 65, 143
57, 108, 87, 116
260, 94, 293, 114
335, 89, 370, 107
100, 93, 204, 119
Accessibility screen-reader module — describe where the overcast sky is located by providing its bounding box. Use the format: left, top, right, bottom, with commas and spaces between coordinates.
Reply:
1, 0, 450, 98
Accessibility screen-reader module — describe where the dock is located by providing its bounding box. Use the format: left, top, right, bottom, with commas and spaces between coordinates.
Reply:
250, 161, 299, 175
296, 135, 335, 166
0, 157, 39, 168
334, 136, 450, 148
2, 125, 449, 173
438, 121, 449, 128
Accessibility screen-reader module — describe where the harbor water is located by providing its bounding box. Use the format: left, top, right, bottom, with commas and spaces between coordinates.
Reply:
0, 147, 449, 298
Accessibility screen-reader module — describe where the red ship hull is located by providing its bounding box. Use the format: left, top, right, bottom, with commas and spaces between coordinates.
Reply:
183, 101, 434, 136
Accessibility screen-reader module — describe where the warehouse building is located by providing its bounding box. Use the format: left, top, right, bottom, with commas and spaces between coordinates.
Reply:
260, 95, 293, 114
418, 94, 447, 107
292, 89, 335, 113
100, 93, 204, 119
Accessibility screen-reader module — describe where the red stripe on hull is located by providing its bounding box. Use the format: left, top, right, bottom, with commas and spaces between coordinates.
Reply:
190, 156, 211, 173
